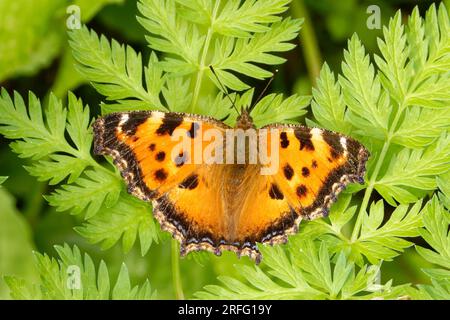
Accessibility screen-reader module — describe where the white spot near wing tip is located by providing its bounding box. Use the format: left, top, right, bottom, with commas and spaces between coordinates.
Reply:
311, 128, 322, 138
340, 136, 347, 150
152, 111, 165, 118
117, 114, 129, 133
119, 113, 129, 125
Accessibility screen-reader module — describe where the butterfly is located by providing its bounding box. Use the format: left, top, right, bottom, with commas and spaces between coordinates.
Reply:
93, 107, 369, 263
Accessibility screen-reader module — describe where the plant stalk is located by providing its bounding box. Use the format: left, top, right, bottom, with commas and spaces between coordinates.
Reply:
351, 103, 407, 241
350, 140, 390, 241
291, 0, 322, 86
190, 0, 221, 112
171, 239, 185, 300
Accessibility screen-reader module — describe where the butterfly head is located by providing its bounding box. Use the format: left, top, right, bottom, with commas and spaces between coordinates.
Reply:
235, 107, 255, 129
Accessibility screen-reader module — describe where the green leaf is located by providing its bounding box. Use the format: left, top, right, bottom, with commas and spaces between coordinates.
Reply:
251, 93, 310, 128
196, 240, 406, 300
5, 244, 155, 300
374, 11, 411, 105
137, 0, 202, 70
416, 198, 449, 270
0, 90, 67, 159
75, 194, 159, 255
375, 134, 450, 204
353, 200, 423, 264
406, 5, 450, 109
0, 177, 7, 186
0, 90, 92, 183
391, 107, 450, 148
212, 18, 302, 89
0, 89, 124, 219
419, 279, 450, 300
112, 264, 132, 300
138, 0, 301, 96
311, 63, 350, 134
415, 197, 450, 299
46, 169, 121, 219
339, 34, 389, 140
211, 0, 291, 37
437, 171, 450, 209
69, 26, 166, 111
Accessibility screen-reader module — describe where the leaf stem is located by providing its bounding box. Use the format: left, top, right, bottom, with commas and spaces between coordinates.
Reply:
171, 239, 184, 300
350, 140, 390, 241
351, 103, 406, 241
291, 0, 322, 86
190, 0, 221, 112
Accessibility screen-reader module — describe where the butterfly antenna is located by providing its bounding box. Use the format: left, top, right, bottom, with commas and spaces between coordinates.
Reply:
209, 65, 240, 115
249, 69, 278, 112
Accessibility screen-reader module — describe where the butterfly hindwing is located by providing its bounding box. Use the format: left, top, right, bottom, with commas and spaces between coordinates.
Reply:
154, 165, 229, 255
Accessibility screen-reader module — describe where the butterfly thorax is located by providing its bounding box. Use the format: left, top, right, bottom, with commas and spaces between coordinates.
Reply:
235, 110, 255, 130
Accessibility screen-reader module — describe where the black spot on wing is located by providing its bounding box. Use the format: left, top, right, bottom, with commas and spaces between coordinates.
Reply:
149, 143, 156, 151
156, 113, 183, 136
296, 185, 307, 198
269, 183, 284, 200
294, 128, 314, 151
179, 174, 199, 190
312, 160, 318, 168
155, 151, 166, 162
302, 167, 310, 177
154, 169, 168, 182
283, 164, 294, 180
280, 132, 289, 148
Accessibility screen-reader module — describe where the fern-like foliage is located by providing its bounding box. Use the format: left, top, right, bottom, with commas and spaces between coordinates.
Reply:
415, 197, 450, 299
312, 5, 449, 205
69, 0, 306, 124
196, 239, 410, 300
0, 90, 159, 254
4, 244, 155, 300
305, 4, 450, 266
296, 195, 424, 266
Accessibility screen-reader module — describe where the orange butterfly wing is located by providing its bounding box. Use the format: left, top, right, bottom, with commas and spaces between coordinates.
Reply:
94, 111, 228, 199
235, 125, 369, 250
94, 111, 235, 256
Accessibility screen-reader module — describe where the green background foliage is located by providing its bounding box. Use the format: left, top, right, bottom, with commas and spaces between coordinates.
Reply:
0, 0, 449, 300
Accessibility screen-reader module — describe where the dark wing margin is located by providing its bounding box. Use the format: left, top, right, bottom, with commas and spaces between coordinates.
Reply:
93, 111, 157, 201
301, 132, 369, 220
264, 123, 370, 221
